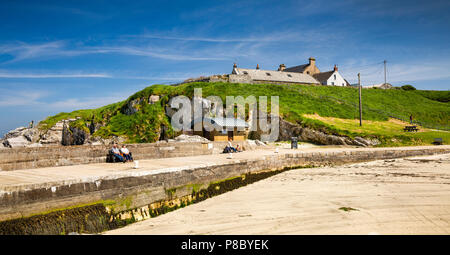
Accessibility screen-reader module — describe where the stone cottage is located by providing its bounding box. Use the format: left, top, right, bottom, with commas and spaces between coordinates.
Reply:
281, 57, 321, 75
229, 57, 350, 86
230, 63, 319, 85
180, 57, 350, 87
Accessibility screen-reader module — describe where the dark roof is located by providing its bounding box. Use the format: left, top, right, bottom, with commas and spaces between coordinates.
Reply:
312, 70, 334, 83
344, 79, 351, 86
192, 117, 249, 129
283, 64, 309, 73
234, 68, 319, 84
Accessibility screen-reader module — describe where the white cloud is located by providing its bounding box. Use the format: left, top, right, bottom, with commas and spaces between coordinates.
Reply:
0, 90, 48, 107
0, 88, 128, 111
0, 41, 86, 63
0, 27, 339, 64
87, 46, 230, 61
131, 31, 327, 43
48, 96, 126, 110
0, 40, 233, 62
0, 71, 111, 79
341, 60, 450, 85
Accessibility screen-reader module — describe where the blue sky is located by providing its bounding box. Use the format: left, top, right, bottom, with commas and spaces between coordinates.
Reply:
1, 0, 449, 135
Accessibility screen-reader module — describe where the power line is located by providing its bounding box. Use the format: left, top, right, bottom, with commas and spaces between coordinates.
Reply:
348, 61, 384, 71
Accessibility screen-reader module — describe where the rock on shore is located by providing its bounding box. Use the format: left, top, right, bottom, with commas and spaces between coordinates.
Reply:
278, 118, 379, 147
1, 127, 41, 148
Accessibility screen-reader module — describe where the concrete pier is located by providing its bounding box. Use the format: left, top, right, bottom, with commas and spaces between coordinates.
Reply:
0, 145, 449, 234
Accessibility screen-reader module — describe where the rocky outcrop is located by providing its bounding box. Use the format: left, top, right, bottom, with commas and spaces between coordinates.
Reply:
2, 135, 33, 148
173, 134, 210, 143
39, 120, 65, 145
1, 117, 124, 148
122, 95, 160, 115
88, 136, 126, 146
122, 98, 143, 115
278, 118, 379, 147
166, 96, 216, 119
149, 95, 160, 104
62, 125, 87, 146
1, 127, 41, 148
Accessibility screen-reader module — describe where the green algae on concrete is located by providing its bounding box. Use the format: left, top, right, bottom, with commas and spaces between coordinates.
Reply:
0, 167, 295, 235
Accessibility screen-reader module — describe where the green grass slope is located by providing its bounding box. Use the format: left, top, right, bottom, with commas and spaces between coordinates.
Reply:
38, 82, 450, 146
411, 90, 450, 103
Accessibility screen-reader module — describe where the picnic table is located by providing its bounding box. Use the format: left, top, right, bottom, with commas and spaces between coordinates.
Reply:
404, 125, 419, 132
433, 138, 443, 145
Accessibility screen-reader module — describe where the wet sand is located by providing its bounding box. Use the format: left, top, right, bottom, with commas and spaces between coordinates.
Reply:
106, 153, 450, 235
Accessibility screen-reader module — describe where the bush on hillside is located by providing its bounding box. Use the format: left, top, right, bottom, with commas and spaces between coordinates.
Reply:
401, 85, 416, 91
413, 90, 450, 103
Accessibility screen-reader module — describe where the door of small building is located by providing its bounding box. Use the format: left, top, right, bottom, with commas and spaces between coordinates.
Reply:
228, 131, 233, 141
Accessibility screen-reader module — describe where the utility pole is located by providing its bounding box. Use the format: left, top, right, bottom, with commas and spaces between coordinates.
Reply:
358, 73, 362, 126
384, 60, 387, 85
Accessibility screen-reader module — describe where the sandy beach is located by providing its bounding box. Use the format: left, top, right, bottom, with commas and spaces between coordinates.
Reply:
106, 153, 450, 235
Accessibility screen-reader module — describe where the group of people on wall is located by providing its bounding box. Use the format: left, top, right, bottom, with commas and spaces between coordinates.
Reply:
110, 144, 133, 162
109, 137, 244, 162
223, 137, 242, 153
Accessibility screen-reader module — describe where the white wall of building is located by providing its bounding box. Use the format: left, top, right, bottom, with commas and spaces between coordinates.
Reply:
325, 71, 346, 86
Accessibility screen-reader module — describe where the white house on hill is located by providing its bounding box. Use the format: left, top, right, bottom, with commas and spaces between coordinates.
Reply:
312, 65, 349, 86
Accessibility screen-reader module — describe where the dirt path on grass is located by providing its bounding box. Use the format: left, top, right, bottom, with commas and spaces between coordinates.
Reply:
105, 153, 450, 235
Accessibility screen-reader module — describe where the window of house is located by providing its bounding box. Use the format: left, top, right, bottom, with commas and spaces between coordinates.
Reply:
306, 71, 310, 74
243, 71, 248, 75
266, 72, 271, 76
287, 74, 292, 77
334, 75, 336, 80
331, 82, 334, 85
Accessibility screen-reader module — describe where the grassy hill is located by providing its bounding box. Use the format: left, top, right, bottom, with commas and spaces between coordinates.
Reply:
411, 90, 450, 103
38, 82, 450, 146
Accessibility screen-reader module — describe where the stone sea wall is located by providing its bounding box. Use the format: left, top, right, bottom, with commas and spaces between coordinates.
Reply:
0, 146, 448, 234
0, 139, 257, 171
0, 141, 214, 171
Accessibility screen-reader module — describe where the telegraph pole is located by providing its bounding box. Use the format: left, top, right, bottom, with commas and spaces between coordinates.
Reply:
384, 60, 387, 85
358, 73, 362, 126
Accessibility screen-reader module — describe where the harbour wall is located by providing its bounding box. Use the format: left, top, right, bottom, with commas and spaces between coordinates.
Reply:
0, 141, 254, 171
0, 146, 449, 234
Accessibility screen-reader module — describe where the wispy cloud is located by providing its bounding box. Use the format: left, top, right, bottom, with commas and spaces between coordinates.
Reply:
0, 27, 339, 64
88, 46, 230, 61
0, 88, 127, 110
131, 31, 325, 43
355, 0, 450, 18
0, 71, 111, 79
342, 60, 450, 85
0, 70, 200, 81
49, 96, 126, 110
0, 89, 48, 107
0, 40, 233, 63
0, 41, 83, 63
12, 2, 113, 19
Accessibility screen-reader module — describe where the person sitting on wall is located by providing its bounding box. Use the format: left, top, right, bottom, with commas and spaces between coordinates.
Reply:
111, 144, 125, 162
227, 138, 238, 153
120, 145, 133, 162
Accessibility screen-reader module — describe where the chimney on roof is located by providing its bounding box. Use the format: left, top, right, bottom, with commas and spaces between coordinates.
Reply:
233, 63, 237, 69
334, 64, 338, 71
309, 57, 316, 66
278, 64, 286, 71
256, 64, 260, 70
